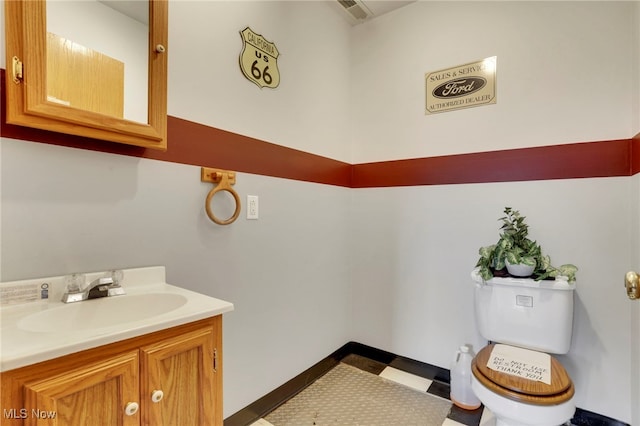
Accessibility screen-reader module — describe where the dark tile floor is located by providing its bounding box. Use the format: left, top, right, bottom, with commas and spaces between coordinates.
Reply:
225, 342, 629, 426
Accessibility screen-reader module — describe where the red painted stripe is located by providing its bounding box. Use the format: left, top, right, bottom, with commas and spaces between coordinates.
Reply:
152, 116, 352, 187
352, 139, 633, 188
1, 69, 637, 187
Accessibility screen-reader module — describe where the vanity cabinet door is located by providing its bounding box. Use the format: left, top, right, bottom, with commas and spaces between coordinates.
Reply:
140, 321, 222, 426
22, 351, 140, 426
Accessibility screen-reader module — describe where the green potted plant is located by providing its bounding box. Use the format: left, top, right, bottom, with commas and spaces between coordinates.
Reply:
476, 207, 578, 282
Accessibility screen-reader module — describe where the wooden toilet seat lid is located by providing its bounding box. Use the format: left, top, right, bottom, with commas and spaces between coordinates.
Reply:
472, 344, 575, 405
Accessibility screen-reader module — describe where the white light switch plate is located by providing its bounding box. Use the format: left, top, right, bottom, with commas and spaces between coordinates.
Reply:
247, 195, 259, 219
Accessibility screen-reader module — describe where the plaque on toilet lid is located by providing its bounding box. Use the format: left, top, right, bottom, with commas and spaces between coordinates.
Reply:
486, 344, 551, 385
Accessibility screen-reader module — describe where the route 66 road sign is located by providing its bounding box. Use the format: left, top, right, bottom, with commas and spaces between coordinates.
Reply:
239, 27, 280, 89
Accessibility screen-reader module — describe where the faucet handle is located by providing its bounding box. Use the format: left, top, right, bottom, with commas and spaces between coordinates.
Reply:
64, 273, 86, 293
104, 270, 126, 297
103, 269, 124, 287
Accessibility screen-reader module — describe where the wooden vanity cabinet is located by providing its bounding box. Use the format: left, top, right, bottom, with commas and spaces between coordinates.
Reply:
0, 316, 223, 426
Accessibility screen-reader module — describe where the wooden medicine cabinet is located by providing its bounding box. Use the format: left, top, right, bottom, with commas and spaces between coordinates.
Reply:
4, 0, 168, 150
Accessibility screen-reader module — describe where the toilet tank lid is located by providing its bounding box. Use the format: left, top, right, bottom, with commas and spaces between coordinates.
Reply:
471, 269, 576, 291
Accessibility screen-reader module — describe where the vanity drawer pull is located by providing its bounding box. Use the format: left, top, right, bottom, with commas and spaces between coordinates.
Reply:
125, 402, 139, 416
151, 390, 164, 403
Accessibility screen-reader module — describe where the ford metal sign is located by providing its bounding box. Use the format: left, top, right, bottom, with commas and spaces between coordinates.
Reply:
425, 57, 496, 114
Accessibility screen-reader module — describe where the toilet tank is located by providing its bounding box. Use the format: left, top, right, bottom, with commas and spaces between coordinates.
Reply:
471, 269, 576, 354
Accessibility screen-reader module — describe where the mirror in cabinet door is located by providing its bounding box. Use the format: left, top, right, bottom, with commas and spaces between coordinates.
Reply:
4, 0, 168, 150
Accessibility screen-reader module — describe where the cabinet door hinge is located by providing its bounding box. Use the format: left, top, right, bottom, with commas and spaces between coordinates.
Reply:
12, 56, 23, 84
213, 348, 218, 373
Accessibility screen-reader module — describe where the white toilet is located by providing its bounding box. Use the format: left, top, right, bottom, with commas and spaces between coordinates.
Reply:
470, 269, 576, 426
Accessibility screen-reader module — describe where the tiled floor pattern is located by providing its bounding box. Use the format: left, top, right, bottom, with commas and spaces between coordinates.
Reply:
250, 354, 494, 426
263, 363, 452, 425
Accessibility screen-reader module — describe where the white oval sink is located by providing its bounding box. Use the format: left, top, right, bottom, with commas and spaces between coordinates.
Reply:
17, 293, 188, 333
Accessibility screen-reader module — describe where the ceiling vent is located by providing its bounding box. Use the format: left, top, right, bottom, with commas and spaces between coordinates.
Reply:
337, 0, 372, 21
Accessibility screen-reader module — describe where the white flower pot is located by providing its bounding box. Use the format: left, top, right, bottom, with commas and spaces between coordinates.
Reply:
505, 259, 535, 277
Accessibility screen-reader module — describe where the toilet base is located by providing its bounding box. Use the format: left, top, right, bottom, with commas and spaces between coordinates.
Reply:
471, 375, 575, 426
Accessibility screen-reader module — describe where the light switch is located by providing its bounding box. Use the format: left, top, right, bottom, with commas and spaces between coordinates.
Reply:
247, 195, 259, 219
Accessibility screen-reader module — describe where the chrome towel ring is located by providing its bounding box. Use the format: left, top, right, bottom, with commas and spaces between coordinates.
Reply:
201, 167, 241, 225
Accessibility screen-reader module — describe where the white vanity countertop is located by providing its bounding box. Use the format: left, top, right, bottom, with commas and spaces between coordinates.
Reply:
0, 266, 234, 372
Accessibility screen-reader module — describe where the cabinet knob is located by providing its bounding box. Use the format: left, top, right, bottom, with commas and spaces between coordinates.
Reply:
124, 402, 139, 416
151, 390, 164, 403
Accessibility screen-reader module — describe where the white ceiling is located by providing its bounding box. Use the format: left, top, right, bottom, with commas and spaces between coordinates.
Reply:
362, 1, 417, 18
98, 1, 417, 28
331, 0, 417, 25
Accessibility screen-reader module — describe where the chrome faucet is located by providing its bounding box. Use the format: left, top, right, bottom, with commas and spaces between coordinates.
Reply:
62, 273, 126, 303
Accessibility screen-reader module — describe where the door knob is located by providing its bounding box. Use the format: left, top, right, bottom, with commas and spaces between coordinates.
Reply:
625, 271, 639, 300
